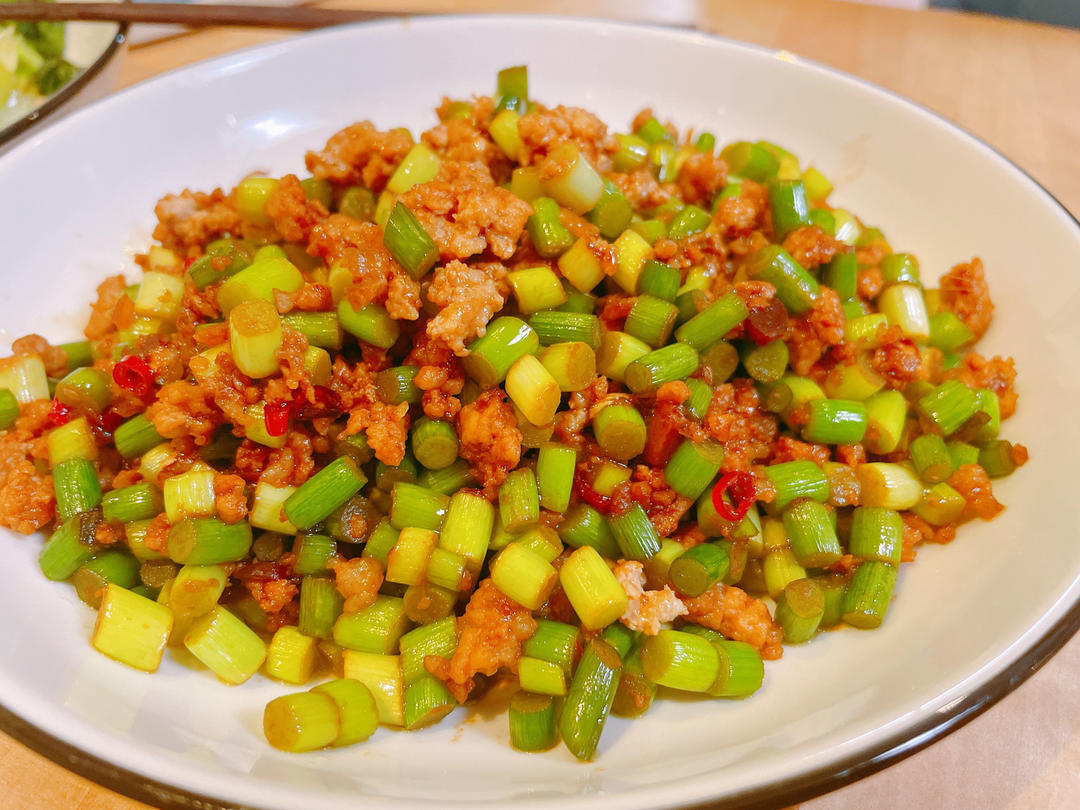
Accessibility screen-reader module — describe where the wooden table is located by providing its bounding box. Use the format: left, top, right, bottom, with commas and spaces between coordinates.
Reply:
3, 1, 1079, 807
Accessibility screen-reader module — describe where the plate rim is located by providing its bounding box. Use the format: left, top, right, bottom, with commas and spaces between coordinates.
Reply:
0, 12, 1078, 810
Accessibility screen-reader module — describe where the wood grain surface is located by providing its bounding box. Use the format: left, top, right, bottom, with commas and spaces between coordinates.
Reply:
1, 1, 1078, 808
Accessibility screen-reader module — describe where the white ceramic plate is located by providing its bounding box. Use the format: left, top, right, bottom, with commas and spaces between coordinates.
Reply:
0, 16, 1078, 810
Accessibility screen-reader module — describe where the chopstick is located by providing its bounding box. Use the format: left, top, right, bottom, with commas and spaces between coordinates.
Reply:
0, 2, 397, 30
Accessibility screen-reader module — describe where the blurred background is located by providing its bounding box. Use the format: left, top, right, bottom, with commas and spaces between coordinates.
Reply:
854, 0, 1078, 27
932, 0, 1078, 27
931, 0, 1079, 27
128, 0, 1080, 32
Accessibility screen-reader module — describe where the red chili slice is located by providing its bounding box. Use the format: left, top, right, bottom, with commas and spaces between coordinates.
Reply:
711, 471, 757, 523
572, 460, 616, 514
48, 399, 74, 427
113, 355, 154, 397
574, 475, 612, 513
263, 400, 291, 437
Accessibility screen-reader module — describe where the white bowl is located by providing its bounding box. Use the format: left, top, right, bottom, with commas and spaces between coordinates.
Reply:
0, 12, 124, 149
0, 15, 1078, 810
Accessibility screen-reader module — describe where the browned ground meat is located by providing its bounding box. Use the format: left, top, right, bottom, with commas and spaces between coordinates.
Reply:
425, 579, 536, 703
670, 231, 728, 278
613, 560, 687, 634
153, 189, 240, 253
771, 436, 830, 466
856, 242, 889, 269
259, 432, 316, 488
713, 179, 768, 238
0, 402, 54, 534
733, 280, 777, 312
676, 151, 727, 206
713, 196, 757, 237
147, 379, 224, 444
781, 226, 845, 270
332, 557, 384, 614
609, 168, 674, 211
11, 335, 69, 379
625, 465, 694, 538
940, 257, 993, 338
193, 351, 261, 429
304, 120, 414, 189
827, 463, 860, 506
246, 578, 299, 616
147, 340, 186, 386
411, 360, 456, 394
630, 107, 675, 137
276, 326, 313, 403
232, 440, 270, 485
946, 352, 1018, 418
596, 294, 636, 332
405, 332, 466, 421
456, 389, 522, 493
948, 464, 1004, 520
111, 469, 143, 490
414, 361, 464, 421
140, 513, 170, 553
421, 389, 461, 421
553, 376, 608, 446
264, 174, 326, 243
213, 474, 248, 524
180, 278, 222, 324
336, 359, 411, 467
682, 583, 784, 660
94, 521, 124, 547
858, 266, 884, 300
296, 283, 335, 312
423, 118, 508, 176
385, 273, 423, 321
704, 380, 778, 471
307, 215, 421, 321
398, 161, 532, 262
900, 513, 957, 562
786, 287, 845, 376
435, 95, 496, 126
317, 356, 406, 462
516, 105, 617, 169
84, 275, 129, 341
835, 443, 866, 467
871, 327, 924, 389
426, 259, 506, 355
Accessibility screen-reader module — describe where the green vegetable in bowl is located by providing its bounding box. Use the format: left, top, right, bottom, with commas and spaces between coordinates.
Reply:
34, 55, 75, 94
1, 12, 78, 113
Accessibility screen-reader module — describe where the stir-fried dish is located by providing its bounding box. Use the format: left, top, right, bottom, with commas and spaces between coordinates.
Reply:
0, 66, 1025, 759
